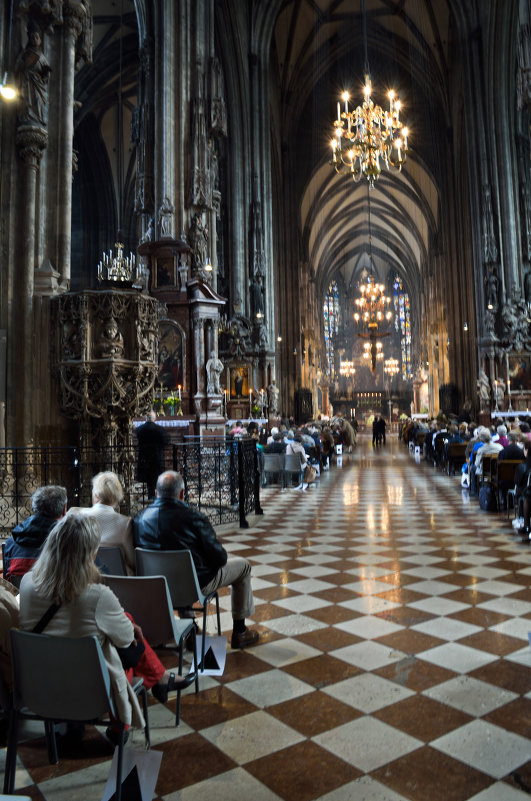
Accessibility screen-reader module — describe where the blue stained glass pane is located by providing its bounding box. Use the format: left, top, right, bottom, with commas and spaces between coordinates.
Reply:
393, 275, 411, 379
323, 281, 340, 379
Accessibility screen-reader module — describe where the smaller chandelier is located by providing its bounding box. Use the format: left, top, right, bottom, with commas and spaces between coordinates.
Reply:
354, 277, 392, 329
340, 360, 356, 377
384, 357, 399, 377
98, 242, 140, 284
363, 340, 383, 360
331, 81, 408, 187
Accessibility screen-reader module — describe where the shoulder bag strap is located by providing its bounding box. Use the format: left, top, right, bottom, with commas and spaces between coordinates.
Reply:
32, 602, 61, 634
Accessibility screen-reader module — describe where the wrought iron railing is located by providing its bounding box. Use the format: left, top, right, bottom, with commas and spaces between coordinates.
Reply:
0, 439, 262, 539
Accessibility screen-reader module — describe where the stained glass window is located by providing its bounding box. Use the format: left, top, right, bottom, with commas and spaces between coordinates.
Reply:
393, 276, 412, 379
324, 281, 340, 378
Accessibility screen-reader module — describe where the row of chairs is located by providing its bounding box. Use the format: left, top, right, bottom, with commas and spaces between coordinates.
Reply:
263, 453, 306, 487
96, 546, 221, 679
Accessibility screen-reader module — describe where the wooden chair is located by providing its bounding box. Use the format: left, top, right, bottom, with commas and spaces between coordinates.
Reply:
493, 459, 524, 514
479, 454, 498, 487
447, 442, 467, 475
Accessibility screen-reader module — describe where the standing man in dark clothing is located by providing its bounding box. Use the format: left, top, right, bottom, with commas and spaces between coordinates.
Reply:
136, 411, 168, 499
3, 485, 67, 582
134, 471, 259, 649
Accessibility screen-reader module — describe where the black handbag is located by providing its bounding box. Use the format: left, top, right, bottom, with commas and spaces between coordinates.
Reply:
116, 639, 146, 669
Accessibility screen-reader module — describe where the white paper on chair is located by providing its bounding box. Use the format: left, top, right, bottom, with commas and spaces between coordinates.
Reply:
101, 746, 162, 801
192, 635, 227, 675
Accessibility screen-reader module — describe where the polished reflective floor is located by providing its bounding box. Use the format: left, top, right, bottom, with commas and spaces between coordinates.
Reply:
7, 434, 531, 800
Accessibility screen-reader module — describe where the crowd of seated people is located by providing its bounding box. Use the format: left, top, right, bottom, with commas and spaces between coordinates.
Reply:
401, 413, 531, 542
228, 415, 357, 490
0, 464, 268, 751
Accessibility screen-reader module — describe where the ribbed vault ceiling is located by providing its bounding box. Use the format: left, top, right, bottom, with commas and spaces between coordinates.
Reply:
273, 0, 453, 312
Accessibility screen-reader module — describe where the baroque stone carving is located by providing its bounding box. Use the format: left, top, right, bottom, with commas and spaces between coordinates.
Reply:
267, 380, 279, 415
15, 21, 51, 128
206, 351, 223, 395
477, 367, 491, 409
158, 196, 174, 238
189, 214, 208, 276
501, 289, 531, 352
209, 57, 227, 136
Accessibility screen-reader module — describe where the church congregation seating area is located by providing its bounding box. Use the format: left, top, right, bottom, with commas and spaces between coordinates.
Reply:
400, 416, 531, 533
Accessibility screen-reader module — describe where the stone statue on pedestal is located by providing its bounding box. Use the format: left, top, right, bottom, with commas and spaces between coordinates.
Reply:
206, 350, 223, 395
267, 380, 279, 416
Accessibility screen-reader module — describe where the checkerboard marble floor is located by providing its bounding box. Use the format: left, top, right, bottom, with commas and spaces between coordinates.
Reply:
6, 433, 531, 800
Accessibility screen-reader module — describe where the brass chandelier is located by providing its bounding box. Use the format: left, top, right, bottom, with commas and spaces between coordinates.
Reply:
354, 276, 392, 329
339, 360, 356, 377
330, 0, 409, 186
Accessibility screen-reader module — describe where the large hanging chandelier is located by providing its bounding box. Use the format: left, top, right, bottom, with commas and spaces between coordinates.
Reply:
330, 0, 409, 187
354, 276, 392, 329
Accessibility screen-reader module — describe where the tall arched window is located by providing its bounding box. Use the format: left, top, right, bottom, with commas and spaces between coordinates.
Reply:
323, 280, 340, 378
393, 276, 412, 379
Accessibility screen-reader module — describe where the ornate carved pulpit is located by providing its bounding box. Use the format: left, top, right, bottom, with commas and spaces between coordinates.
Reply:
52, 288, 159, 463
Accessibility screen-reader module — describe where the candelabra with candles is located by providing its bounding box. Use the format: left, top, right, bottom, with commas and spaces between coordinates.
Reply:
330, 84, 408, 186
354, 277, 393, 329
98, 242, 140, 284
339, 361, 356, 377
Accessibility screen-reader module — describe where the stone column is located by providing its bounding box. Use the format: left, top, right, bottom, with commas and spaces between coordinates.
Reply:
10, 128, 47, 445
54, 5, 86, 287
193, 316, 205, 414
154, 0, 177, 238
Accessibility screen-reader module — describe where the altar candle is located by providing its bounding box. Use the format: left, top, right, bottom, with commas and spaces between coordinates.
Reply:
178, 385, 181, 401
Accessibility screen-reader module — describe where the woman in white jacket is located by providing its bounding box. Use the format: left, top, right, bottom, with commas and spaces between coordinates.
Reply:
19, 510, 193, 741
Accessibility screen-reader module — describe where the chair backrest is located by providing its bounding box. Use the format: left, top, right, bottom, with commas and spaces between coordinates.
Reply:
104, 574, 177, 647
495, 459, 524, 485
263, 453, 283, 472
10, 630, 115, 721
284, 453, 303, 472
448, 442, 467, 459
481, 454, 497, 480
96, 546, 127, 576
135, 548, 204, 607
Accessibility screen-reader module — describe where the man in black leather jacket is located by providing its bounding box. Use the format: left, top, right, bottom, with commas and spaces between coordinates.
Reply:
134, 471, 259, 649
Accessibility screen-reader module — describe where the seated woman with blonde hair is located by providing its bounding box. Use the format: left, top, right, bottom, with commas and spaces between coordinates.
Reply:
19, 510, 194, 743
84, 471, 135, 574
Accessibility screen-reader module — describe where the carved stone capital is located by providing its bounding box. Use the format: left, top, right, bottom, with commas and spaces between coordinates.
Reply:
63, 2, 86, 39
16, 125, 48, 167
